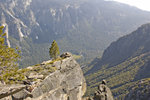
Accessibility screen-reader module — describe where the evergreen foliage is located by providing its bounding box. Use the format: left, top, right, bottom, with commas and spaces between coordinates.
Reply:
1, 0, 150, 68
85, 24, 150, 98
0, 26, 20, 83
85, 53, 150, 98
49, 40, 60, 59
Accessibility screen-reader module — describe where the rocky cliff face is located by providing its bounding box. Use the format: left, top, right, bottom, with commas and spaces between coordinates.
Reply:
0, 52, 86, 100
31, 53, 86, 100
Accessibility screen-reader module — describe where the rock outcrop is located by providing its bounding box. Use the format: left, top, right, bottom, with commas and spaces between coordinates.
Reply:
83, 80, 114, 100
0, 85, 26, 99
0, 52, 86, 100
93, 80, 114, 100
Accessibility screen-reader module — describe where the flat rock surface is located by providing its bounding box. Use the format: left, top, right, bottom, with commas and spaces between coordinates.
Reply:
0, 85, 26, 99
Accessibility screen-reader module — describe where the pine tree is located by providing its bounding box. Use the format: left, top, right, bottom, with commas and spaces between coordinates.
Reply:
0, 26, 20, 83
49, 40, 60, 59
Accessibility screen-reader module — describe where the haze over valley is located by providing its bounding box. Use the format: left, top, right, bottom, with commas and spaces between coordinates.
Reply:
0, 0, 150, 100
1, 0, 150, 67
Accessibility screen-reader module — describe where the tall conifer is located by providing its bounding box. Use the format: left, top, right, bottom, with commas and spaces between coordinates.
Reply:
0, 26, 20, 83
49, 40, 60, 59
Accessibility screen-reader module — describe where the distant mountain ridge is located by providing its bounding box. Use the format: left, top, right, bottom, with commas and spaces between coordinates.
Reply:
85, 23, 150, 98
0, 0, 150, 67
88, 23, 150, 73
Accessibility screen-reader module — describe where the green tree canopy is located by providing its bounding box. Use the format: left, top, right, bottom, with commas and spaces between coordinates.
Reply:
0, 26, 20, 83
49, 40, 60, 59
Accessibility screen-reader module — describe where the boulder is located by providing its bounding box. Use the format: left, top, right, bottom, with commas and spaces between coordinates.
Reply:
0, 85, 26, 99
60, 52, 72, 58
12, 89, 33, 100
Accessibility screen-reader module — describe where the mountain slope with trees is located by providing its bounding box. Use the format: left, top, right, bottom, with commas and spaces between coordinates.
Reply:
0, 0, 150, 67
85, 23, 150, 99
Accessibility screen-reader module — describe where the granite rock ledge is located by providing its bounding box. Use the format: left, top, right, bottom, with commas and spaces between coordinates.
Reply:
0, 52, 86, 100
